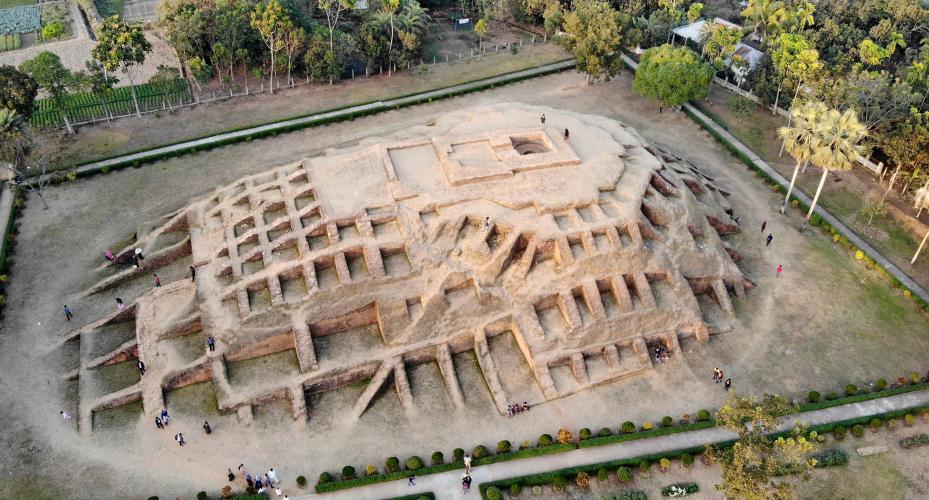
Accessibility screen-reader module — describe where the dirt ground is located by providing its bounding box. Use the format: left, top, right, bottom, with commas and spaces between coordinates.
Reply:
2, 69, 929, 499
695, 84, 929, 292
35, 43, 569, 169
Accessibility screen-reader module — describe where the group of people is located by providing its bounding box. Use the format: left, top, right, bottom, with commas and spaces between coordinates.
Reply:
233, 464, 286, 497
653, 344, 670, 363
506, 402, 530, 417
539, 113, 569, 142
713, 367, 732, 391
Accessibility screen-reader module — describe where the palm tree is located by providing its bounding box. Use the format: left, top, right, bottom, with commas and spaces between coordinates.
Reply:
802, 108, 868, 230
398, 0, 430, 37
777, 100, 825, 213
741, 0, 785, 44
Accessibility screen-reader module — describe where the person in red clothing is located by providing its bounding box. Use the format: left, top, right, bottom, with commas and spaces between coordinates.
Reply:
776, 264, 783, 277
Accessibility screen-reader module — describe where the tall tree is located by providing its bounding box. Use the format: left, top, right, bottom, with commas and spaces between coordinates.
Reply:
803, 107, 868, 229
19, 52, 85, 135
633, 44, 713, 112
475, 18, 487, 49
559, 0, 625, 84
374, 0, 400, 75
741, 0, 785, 44
710, 393, 816, 499
0, 108, 29, 168
251, 0, 291, 93
93, 16, 152, 118
701, 24, 742, 71
0, 65, 39, 120
770, 33, 820, 115
881, 109, 929, 196
282, 25, 306, 86
778, 100, 826, 213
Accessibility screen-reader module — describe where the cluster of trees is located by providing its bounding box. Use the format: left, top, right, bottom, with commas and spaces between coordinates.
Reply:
159, 0, 432, 88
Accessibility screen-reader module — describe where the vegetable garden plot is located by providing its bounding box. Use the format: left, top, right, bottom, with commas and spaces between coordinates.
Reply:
29, 78, 194, 128
0, 4, 40, 33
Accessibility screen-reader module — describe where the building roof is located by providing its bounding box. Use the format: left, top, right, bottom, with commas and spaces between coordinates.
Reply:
672, 17, 741, 43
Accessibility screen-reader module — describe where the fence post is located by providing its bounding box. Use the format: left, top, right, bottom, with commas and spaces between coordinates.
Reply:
212, 91, 216, 101
366, 67, 369, 77
446, 53, 449, 62
520, 38, 523, 47
471, 48, 473, 58
495, 44, 498, 52
380, 66, 382, 75
245, 84, 249, 95
459, 50, 461, 60
352, 68, 355, 79
544, 34, 547, 43
433, 55, 436, 64
532, 35, 535, 45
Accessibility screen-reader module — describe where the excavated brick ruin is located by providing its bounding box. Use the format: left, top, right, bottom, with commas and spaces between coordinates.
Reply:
63, 104, 753, 433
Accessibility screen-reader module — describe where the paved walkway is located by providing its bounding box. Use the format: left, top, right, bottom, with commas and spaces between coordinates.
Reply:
290, 389, 929, 499
67, 59, 575, 178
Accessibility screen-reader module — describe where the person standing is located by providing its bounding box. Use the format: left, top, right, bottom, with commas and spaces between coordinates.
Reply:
766, 234, 773, 247
203, 421, 212, 434
105, 249, 115, 262
717, 370, 724, 384
540, 114, 546, 127
116, 298, 125, 311
761, 220, 767, 232
227, 469, 236, 482
161, 408, 170, 425
712, 368, 720, 382
776, 264, 783, 277
207, 336, 216, 352
154, 274, 162, 287
408, 474, 416, 486
724, 378, 732, 391
564, 128, 570, 141
267, 468, 278, 485
137, 360, 145, 375
245, 473, 253, 489
190, 266, 196, 282
175, 433, 185, 446
155, 416, 164, 429
63, 305, 73, 321
463, 454, 471, 474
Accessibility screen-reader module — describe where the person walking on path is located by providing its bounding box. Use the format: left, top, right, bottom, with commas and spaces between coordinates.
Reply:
761, 220, 767, 233
155, 416, 164, 429
60, 410, 72, 421
766, 234, 773, 247
712, 368, 720, 382
190, 266, 196, 282
105, 249, 115, 262
464, 454, 472, 474
564, 128, 570, 141
724, 378, 732, 391
245, 473, 253, 489
116, 298, 125, 311
137, 360, 145, 375
203, 421, 212, 434
161, 409, 170, 425
207, 336, 216, 352
540, 114, 546, 127
255, 477, 263, 491
776, 264, 783, 277
154, 274, 162, 287
227, 469, 235, 482
175, 433, 185, 446
267, 468, 278, 485
408, 474, 416, 486
717, 370, 723, 384
63, 305, 73, 321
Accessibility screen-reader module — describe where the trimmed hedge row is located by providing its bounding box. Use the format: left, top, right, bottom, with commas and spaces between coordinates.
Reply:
65, 60, 575, 177
578, 420, 716, 448
315, 443, 576, 493
387, 493, 435, 500
799, 381, 929, 412
899, 434, 929, 449
661, 482, 699, 497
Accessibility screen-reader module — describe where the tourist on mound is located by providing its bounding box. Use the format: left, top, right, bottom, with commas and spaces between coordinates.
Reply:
203, 421, 212, 434
227, 469, 235, 482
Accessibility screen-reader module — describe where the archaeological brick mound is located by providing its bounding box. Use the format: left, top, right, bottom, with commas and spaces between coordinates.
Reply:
66, 104, 752, 432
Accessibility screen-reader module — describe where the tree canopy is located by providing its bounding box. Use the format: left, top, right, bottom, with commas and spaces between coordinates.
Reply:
558, 0, 624, 84
633, 44, 713, 110
0, 65, 39, 120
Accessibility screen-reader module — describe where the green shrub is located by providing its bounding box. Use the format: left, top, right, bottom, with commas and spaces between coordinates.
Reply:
196, 493, 207, 500
851, 424, 865, 438
41, 21, 65, 40
497, 440, 512, 453
621, 421, 636, 433
553, 475, 566, 490
385, 457, 400, 473
617, 466, 633, 482
696, 410, 711, 422
453, 448, 465, 462
365, 464, 377, 476
147, 497, 159, 500
510, 482, 522, 497
317, 472, 332, 485
598, 467, 609, 481
811, 448, 848, 467
899, 434, 929, 449
473, 445, 489, 458
826, 392, 839, 400
807, 391, 821, 403
486, 486, 504, 500
661, 482, 699, 496
538, 434, 554, 446
876, 379, 888, 390
871, 418, 883, 431
661, 416, 674, 427
579, 428, 592, 440
638, 460, 650, 474
832, 425, 847, 440
845, 384, 858, 396
905, 414, 916, 427
405, 456, 423, 471
599, 427, 613, 437
682, 453, 694, 467
296, 475, 307, 487
614, 491, 648, 500
431, 451, 444, 465
641, 422, 654, 431
341, 465, 355, 479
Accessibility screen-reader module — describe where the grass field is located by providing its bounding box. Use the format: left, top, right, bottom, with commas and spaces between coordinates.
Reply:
0, 0, 34, 8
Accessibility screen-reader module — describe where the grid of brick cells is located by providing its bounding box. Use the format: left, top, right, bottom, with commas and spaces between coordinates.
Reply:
63, 105, 754, 433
